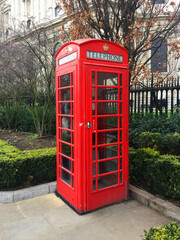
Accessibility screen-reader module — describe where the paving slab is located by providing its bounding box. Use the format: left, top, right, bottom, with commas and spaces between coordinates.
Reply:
15, 193, 64, 218
43, 203, 109, 234
2, 215, 57, 240
0, 193, 173, 240
0, 203, 25, 227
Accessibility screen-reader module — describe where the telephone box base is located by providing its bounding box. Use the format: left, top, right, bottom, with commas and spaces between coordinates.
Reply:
55, 191, 129, 215
55, 191, 87, 215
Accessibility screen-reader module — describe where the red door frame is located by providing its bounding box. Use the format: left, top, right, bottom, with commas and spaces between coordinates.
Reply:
85, 64, 129, 211
56, 64, 79, 210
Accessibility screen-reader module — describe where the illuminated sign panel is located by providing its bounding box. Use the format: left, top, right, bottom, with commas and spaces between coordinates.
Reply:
59, 52, 77, 65
87, 51, 123, 62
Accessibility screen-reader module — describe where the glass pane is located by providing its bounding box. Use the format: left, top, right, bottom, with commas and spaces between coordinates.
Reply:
92, 103, 95, 115
72, 118, 74, 130
72, 176, 74, 188
119, 74, 122, 86
92, 133, 96, 146
61, 103, 71, 115
97, 131, 118, 145
120, 172, 123, 184
97, 117, 118, 130
62, 117, 71, 129
92, 72, 95, 85
98, 159, 118, 174
120, 116, 122, 128
97, 102, 118, 115
98, 173, 118, 189
71, 73, 73, 85
61, 169, 71, 186
93, 178, 96, 191
120, 88, 122, 100
98, 145, 118, 160
62, 156, 71, 171
72, 147, 74, 159
97, 72, 118, 86
93, 163, 96, 176
120, 158, 122, 170
62, 130, 71, 143
61, 88, 70, 101
119, 102, 122, 114
93, 148, 96, 161
62, 142, 71, 157
120, 144, 122, 156
61, 74, 70, 87
71, 88, 73, 100
92, 88, 95, 100
120, 131, 122, 142
71, 103, 74, 115
72, 132, 74, 144
97, 88, 118, 100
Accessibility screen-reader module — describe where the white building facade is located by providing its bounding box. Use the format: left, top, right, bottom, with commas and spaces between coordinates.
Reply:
0, 0, 64, 41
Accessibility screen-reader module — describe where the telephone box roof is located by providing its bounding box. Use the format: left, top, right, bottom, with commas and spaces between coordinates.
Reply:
55, 38, 128, 58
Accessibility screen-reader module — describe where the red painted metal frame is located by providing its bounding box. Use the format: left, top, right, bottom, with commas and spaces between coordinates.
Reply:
55, 39, 129, 213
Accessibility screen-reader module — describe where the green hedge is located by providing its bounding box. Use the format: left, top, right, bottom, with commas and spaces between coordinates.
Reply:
129, 113, 180, 149
1, 138, 180, 202
129, 147, 180, 201
142, 222, 180, 240
0, 140, 56, 189
133, 132, 180, 155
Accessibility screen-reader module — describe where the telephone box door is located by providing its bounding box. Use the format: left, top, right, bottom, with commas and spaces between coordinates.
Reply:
86, 66, 129, 211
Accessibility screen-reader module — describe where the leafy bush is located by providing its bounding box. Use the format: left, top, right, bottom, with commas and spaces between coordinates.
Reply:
137, 132, 180, 155
0, 104, 36, 132
0, 140, 56, 189
0, 101, 21, 130
129, 113, 180, 148
130, 113, 180, 134
0, 103, 56, 135
142, 222, 180, 240
129, 148, 180, 200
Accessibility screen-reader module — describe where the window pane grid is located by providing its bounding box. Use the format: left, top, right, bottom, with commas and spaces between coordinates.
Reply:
59, 140, 74, 147
58, 72, 74, 188
92, 71, 124, 192
59, 127, 74, 132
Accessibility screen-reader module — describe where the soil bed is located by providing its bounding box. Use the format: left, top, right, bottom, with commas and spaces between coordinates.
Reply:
0, 129, 56, 151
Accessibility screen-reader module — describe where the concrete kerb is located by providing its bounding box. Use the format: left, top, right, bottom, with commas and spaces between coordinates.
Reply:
0, 182, 56, 203
129, 185, 180, 222
0, 182, 179, 222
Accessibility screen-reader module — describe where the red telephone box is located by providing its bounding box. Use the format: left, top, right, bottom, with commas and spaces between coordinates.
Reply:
55, 39, 129, 214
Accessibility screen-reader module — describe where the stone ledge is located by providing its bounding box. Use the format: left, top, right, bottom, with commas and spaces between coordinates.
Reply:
129, 184, 180, 222
0, 181, 57, 203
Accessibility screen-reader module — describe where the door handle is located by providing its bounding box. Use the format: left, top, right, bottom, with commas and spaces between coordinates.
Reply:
87, 121, 91, 129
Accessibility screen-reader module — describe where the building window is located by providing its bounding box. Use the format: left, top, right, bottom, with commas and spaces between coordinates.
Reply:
151, 0, 165, 4
4, 11, 9, 24
27, 19, 31, 29
151, 37, 167, 72
26, 0, 31, 15
5, 29, 9, 39
55, 6, 60, 17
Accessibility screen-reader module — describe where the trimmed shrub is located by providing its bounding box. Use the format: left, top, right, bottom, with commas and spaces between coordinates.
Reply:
0, 140, 56, 189
142, 222, 180, 240
137, 132, 180, 155
129, 113, 180, 149
130, 113, 180, 134
129, 148, 180, 201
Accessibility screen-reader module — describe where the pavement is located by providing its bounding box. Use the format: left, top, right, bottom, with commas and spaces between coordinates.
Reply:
0, 193, 172, 240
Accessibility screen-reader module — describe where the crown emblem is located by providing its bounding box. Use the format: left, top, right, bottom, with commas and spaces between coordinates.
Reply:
103, 44, 109, 51
65, 47, 68, 54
